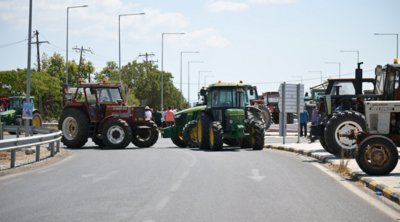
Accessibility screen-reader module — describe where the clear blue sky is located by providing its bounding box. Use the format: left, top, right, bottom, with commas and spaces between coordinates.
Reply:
0, 0, 399, 103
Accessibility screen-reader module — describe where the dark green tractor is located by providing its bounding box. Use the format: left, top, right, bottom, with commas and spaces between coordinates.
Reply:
0, 96, 42, 127
196, 82, 265, 151
162, 82, 266, 150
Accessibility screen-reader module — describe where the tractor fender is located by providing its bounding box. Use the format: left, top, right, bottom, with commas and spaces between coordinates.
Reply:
246, 106, 263, 120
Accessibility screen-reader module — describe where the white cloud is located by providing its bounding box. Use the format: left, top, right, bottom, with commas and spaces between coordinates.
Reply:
172, 29, 230, 49
248, 0, 297, 5
206, 1, 249, 12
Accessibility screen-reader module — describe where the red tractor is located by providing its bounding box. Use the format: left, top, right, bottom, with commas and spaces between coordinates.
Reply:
59, 83, 159, 149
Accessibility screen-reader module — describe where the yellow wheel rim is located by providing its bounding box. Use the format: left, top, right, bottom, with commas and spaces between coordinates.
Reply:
32, 115, 41, 127
197, 120, 202, 143
178, 131, 184, 140
190, 127, 197, 142
251, 127, 255, 145
210, 126, 214, 146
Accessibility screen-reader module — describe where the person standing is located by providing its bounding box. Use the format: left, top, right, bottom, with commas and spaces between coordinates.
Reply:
299, 109, 309, 137
153, 107, 162, 127
164, 106, 175, 126
145, 106, 152, 121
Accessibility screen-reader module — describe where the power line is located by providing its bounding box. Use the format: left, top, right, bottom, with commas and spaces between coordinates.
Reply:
0, 38, 28, 48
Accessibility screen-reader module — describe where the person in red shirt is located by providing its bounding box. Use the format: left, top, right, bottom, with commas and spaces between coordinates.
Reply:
164, 106, 175, 126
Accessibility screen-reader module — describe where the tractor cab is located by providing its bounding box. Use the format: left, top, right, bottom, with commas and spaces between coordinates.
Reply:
374, 63, 400, 100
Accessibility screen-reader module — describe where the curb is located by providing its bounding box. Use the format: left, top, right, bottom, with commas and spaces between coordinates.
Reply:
265, 144, 400, 205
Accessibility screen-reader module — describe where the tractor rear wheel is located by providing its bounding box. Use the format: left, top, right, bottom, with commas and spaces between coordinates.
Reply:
31, 113, 42, 127
209, 121, 224, 151
59, 108, 88, 148
197, 112, 211, 150
356, 135, 399, 176
324, 111, 366, 158
132, 121, 159, 148
102, 118, 132, 149
183, 120, 197, 148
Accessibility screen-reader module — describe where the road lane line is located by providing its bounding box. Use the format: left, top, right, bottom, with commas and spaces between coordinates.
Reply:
155, 196, 171, 211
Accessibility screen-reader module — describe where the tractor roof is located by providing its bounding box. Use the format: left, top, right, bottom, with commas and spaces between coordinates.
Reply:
77, 83, 121, 88
208, 81, 251, 88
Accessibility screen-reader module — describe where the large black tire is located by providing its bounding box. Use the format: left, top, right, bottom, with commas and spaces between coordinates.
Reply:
92, 134, 106, 147
132, 120, 159, 148
171, 135, 186, 148
102, 118, 132, 149
324, 111, 366, 158
209, 121, 224, 151
258, 105, 272, 131
356, 135, 399, 176
243, 112, 265, 150
31, 113, 42, 127
197, 112, 212, 150
183, 120, 197, 148
59, 108, 88, 148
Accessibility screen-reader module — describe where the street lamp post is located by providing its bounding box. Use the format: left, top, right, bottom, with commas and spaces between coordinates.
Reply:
325, 62, 341, 78
66, 4, 88, 85
180, 51, 199, 93
198, 70, 212, 93
118, 12, 145, 86
340, 50, 360, 64
161, 32, 185, 110
204, 75, 214, 86
374, 33, 399, 59
187, 61, 204, 106
308, 70, 323, 84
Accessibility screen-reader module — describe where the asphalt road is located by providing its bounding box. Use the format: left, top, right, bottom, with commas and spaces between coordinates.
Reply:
0, 137, 397, 222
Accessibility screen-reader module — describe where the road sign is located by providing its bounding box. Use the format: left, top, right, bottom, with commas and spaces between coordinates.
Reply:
278, 83, 304, 113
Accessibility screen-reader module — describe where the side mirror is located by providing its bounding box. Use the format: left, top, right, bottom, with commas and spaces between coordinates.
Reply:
200, 88, 207, 96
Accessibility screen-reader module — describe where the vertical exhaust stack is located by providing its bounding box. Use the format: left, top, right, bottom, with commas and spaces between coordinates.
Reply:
355, 62, 363, 95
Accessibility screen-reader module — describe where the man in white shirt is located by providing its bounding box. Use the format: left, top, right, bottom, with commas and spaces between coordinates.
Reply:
145, 106, 152, 121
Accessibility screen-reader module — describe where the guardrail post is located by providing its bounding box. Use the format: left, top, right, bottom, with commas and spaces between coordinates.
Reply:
56, 140, 60, 153
10, 150, 16, 168
50, 142, 55, 157
16, 126, 20, 138
0, 122, 3, 140
36, 145, 40, 162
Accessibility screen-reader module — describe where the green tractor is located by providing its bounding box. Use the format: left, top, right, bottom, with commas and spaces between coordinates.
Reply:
0, 96, 42, 127
162, 82, 265, 151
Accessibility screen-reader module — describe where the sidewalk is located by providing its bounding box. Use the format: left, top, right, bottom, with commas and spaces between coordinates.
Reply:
264, 132, 400, 205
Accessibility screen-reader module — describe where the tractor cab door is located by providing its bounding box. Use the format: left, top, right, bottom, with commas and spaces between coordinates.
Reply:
85, 88, 99, 122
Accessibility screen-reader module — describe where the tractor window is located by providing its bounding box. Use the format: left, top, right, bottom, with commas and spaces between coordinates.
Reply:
329, 82, 355, 95
97, 88, 121, 103
374, 68, 385, 95
85, 88, 96, 104
210, 88, 235, 108
75, 88, 85, 102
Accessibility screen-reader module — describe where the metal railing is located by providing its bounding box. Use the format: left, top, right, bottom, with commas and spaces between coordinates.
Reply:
0, 125, 62, 169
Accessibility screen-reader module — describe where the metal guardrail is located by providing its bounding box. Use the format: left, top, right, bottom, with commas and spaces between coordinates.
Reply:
0, 124, 62, 169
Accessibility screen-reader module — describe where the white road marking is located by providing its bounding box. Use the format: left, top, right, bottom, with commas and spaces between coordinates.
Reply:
248, 168, 266, 182
155, 196, 171, 211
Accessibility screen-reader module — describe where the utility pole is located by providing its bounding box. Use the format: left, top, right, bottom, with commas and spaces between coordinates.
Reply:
138, 52, 155, 63
31, 30, 49, 71
73, 46, 93, 82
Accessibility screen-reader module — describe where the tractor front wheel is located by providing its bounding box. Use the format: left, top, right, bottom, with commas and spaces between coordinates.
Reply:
355, 135, 399, 176
209, 121, 224, 151
132, 121, 159, 148
102, 119, 132, 149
